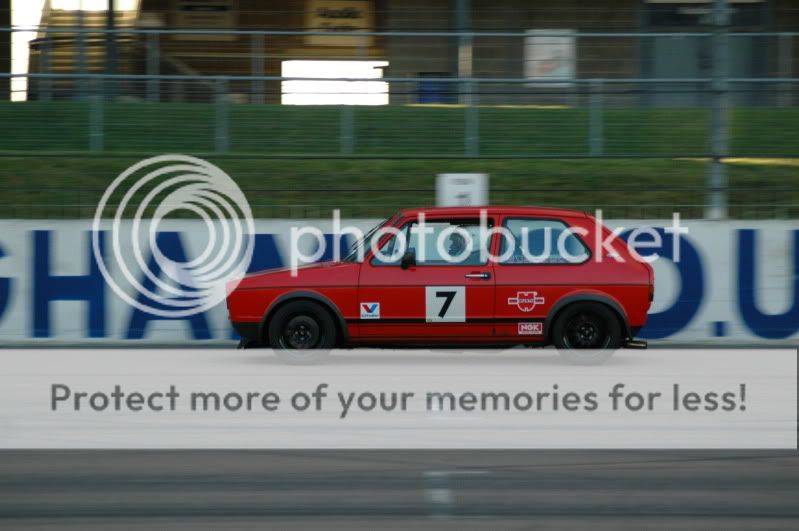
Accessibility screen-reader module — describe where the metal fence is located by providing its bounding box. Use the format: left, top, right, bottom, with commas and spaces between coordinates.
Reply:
1, 22, 799, 219
2, 26, 798, 156
3, 74, 799, 157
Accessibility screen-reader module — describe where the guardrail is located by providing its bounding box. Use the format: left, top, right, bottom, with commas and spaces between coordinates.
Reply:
1, 184, 796, 220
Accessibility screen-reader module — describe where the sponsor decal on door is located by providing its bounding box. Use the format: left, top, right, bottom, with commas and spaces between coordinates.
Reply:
507, 290, 545, 312
518, 322, 543, 335
360, 302, 380, 319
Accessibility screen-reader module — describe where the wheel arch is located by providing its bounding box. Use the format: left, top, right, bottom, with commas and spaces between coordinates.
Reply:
545, 293, 631, 343
260, 291, 350, 345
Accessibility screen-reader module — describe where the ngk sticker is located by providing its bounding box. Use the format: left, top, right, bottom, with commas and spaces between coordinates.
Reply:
518, 322, 543, 335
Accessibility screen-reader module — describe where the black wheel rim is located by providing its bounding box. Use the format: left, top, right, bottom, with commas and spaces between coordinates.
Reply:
563, 312, 610, 349
280, 315, 322, 349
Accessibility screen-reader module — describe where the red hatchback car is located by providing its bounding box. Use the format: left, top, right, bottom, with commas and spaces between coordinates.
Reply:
227, 206, 653, 357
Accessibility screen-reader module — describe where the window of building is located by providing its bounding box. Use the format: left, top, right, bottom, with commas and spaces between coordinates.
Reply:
281, 60, 389, 105
645, 1, 766, 28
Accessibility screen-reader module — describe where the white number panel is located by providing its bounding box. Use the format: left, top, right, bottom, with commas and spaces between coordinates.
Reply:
425, 286, 466, 322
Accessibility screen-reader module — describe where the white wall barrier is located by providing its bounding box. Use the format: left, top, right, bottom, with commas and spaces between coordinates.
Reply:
0, 219, 796, 344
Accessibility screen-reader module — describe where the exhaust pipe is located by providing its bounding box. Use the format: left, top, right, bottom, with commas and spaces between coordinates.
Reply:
624, 339, 648, 349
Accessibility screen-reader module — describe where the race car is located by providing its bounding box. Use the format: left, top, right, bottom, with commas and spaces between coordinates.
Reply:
227, 206, 653, 359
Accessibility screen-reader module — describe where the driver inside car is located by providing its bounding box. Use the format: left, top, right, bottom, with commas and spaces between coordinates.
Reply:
447, 230, 483, 265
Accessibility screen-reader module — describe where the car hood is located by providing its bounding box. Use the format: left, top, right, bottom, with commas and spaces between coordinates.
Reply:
229, 261, 360, 291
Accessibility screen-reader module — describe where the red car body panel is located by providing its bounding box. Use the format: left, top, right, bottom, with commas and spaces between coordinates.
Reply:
228, 262, 361, 321
227, 206, 653, 346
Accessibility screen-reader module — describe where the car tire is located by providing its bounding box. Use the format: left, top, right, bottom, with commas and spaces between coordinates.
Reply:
267, 300, 335, 364
551, 302, 623, 365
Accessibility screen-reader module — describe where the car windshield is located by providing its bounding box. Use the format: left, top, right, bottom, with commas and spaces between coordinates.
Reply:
343, 218, 388, 262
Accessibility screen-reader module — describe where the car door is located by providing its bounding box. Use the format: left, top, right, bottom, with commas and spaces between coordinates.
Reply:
492, 216, 591, 341
356, 216, 495, 341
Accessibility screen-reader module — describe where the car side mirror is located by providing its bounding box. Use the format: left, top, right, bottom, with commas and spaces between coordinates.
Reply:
400, 250, 416, 270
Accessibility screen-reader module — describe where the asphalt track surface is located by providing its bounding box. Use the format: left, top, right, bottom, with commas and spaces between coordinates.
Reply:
1, 450, 798, 529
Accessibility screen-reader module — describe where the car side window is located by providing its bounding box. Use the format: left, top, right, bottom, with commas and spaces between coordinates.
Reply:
369, 223, 411, 265
500, 218, 589, 264
371, 218, 492, 266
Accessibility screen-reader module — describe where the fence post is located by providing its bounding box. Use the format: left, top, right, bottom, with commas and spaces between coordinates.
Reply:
215, 78, 230, 153
706, 0, 729, 220
251, 33, 265, 104
464, 83, 479, 156
455, 0, 472, 106
146, 32, 160, 103
40, 36, 52, 101
358, 33, 367, 60
89, 80, 104, 152
339, 105, 354, 155
105, 0, 117, 101
778, 34, 793, 107
589, 79, 604, 156
76, 9, 87, 101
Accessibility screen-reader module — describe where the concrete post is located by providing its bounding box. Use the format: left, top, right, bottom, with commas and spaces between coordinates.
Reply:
215, 78, 230, 153
251, 33, 265, 104
706, 0, 730, 220
146, 32, 159, 103
105, 0, 116, 101
589, 79, 604, 156
77, 6, 88, 101
89, 80, 104, 151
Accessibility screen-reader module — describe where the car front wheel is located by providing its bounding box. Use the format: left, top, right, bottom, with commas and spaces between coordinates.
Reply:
267, 300, 335, 364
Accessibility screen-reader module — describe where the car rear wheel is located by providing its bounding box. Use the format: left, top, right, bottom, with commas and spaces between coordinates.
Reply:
267, 300, 335, 364
551, 302, 623, 364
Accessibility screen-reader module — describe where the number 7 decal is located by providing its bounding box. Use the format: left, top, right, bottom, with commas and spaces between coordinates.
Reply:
425, 286, 466, 322
436, 290, 456, 318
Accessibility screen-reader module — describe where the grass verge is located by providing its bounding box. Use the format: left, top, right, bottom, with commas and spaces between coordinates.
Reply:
0, 156, 795, 219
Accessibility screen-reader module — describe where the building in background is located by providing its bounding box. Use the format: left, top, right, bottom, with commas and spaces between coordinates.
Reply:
20, 0, 799, 105
25, 1, 138, 101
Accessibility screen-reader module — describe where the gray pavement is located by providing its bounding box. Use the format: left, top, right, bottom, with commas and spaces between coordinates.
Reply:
0, 450, 798, 528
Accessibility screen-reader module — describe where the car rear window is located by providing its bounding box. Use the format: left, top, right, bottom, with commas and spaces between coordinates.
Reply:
500, 218, 589, 264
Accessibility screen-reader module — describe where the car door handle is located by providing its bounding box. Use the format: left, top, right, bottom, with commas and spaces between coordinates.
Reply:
464, 272, 491, 280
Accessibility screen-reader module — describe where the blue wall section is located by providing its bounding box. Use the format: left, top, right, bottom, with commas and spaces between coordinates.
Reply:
737, 229, 799, 339
32, 231, 106, 338
1, 222, 796, 343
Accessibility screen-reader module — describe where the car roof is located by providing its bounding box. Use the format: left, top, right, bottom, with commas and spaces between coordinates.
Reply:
397, 205, 588, 219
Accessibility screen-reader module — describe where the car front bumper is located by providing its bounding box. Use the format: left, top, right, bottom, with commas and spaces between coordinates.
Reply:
231, 321, 260, 343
